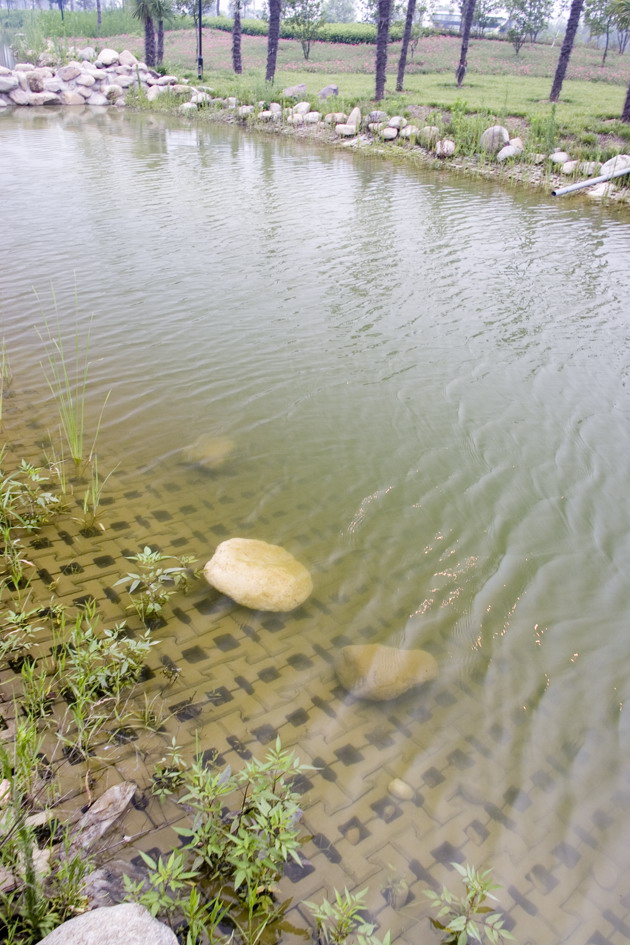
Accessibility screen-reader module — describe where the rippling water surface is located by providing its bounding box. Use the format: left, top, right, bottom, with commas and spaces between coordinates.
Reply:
2, 108, 630, 944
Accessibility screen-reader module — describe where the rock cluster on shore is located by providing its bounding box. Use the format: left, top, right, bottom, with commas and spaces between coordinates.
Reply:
0, 46, 184, 108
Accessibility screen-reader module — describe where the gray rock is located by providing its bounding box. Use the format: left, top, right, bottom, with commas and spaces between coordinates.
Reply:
549, 150, 570, 164
179, 101, 198, 114
587, 182, 614, 199
14, 62, 36, 71
269, 102, 282, 114
97, 48, 120, 66
324, 111, 346, 123
118, 49, 137, 66
334, 644, 438, 701
8, 88, 32, 105
480, 124, 509, 153
388, 115, 407, 129
36, 903, 178, 945
76, 73, 96, 86
0, 76, 18, 93
58, 64, 82, 81
43, 77, 65, 92
156, 75, 178, 85
102, 84, 124, 102
509, 136, 524, 153
0, 97, 8, 108
335, 122, 357, 137
304, 110, 321, 123
380, 126, 398, 140
238, 104, 254, 116
86, 91, 109, 105
599, 153, 630, 176
293, 100, 311, 115
69, 782, 136, 854
76, 86, 93, 99
283, 83, 307, 98
60, 90, 86, 106
317, 84, 338, 100
496, 144, 520, 162
399, 124, 419, 139
204, 538, 313, 613
30, 91, 61, 105
0, 66, 12, 76
77, 46, 96, 60
27, 71, 45, 92
346, 105, 361, 129
561, 159, 579, 174
368, 109, 388, 122
435, 138, 455, 158
578, 161, 602, 176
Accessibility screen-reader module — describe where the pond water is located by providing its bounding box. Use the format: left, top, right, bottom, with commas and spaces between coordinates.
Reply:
2, 106, 630, 945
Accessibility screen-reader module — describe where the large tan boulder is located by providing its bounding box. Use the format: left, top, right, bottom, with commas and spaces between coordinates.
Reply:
334, 644, 438, 701
204, 538, 312, 612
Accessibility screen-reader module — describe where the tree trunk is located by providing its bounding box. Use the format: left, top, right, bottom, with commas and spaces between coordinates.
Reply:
622, 80, 630, 122
549, 0, 583, 102
601, 23, 609, 64
455, 0, 476, 86
144, 15, 156, 67
396, 0, 416, 92
232, 0, 242, 73
265, 0, 281, 81
96, 0, 101, 29
157, 18, 164, 64
375, 0, 391, 101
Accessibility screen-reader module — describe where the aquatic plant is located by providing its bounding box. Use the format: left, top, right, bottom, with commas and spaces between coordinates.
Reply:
424, 863, 514, 945
75, 456, 118, 534
0, 339, 11, 428
304, 887, 390, 945
114, 546, 199, 623
37, 306, 110, 469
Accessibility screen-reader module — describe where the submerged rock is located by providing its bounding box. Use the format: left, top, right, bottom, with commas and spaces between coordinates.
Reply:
204, 538, 312, 612
388, 777, 415, 801
181, 434, 235, 469
334, 644, 438, 701
36, 902, 178, 945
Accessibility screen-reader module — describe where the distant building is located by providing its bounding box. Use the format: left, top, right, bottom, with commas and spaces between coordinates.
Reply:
431, 10, 461, 29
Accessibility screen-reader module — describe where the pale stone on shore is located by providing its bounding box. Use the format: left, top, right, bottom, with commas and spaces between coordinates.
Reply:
480, 125, 509, 153
334, 644, 438, 701
435, 138, 455, 158
380, 126, 398, 140
60, 90, 86, 106
204, 538, 312, 612
388, 115, 407, 129
97, 48, 120, 66
346, 105, 361, 129
561, 160, 579, 174
550, 150, 570, 164
0, 76, 18, 93
37, 903, 178, 945
336, 123, 357, 137
496, 144, 521, 162
599, 154, 630, 176
399, 125, 419, 139
118, 49, 138, 66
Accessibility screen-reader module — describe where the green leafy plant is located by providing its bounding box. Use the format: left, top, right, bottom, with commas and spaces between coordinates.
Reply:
150, 737, 187, 798
304, 887, 390, 945
76, 456, 118, 534
424, 863, 515, 945
114, 546, 198, 623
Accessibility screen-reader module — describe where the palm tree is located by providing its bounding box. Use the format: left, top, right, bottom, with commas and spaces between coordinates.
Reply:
455, 0, 477, 86
396, 0, 416, 91
132, 0, 157, 67
265, 0, 281, 81
232, 0, 243, 73
375, 0, 392, 100
152, 0, 174, 65
623, 82, 630, 121
549, 0, 584, 102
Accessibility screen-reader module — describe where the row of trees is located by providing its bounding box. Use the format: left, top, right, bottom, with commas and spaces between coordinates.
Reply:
130, 0, 630, 121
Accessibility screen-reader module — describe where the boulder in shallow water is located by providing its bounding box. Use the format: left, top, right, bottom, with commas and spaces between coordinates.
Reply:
204, 538, 312, 612
181, 434, 235, 469
334, 644, 437, 701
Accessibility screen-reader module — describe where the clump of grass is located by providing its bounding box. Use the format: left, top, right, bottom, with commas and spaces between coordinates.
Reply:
36, 290, 110, 470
